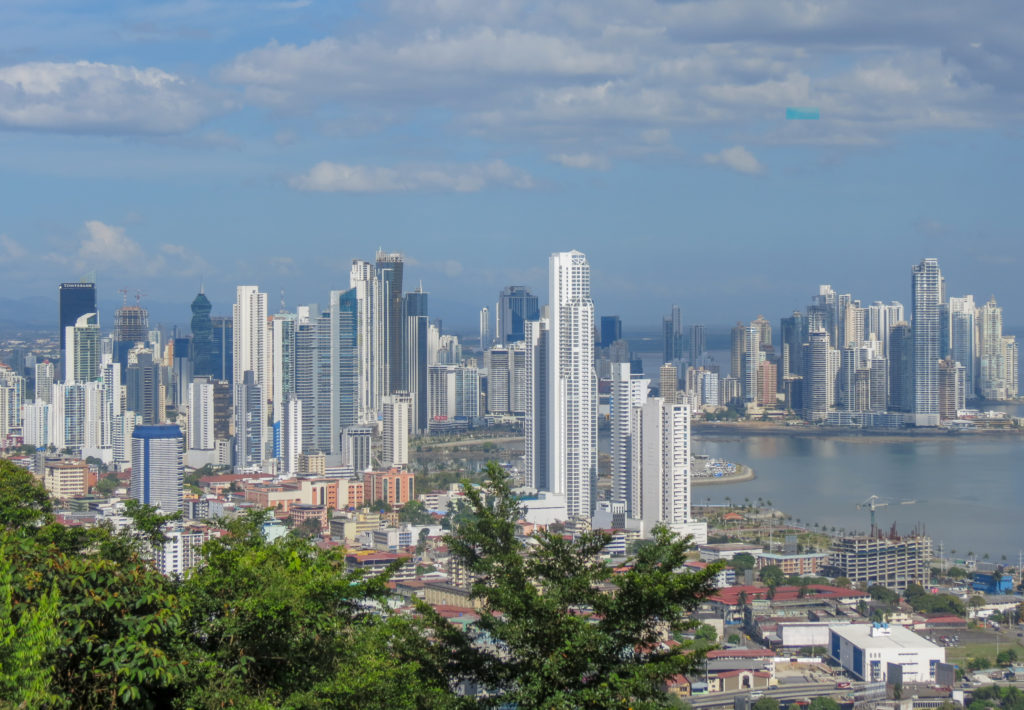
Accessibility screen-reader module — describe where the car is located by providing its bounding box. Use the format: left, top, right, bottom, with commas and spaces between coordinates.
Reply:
836, 681, 851, 689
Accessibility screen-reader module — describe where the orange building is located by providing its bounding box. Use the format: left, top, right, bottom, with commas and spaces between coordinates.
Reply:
363, 469, 415, 507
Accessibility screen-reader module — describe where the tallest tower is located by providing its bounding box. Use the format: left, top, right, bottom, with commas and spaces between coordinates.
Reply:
912, 258, 943, 426
548, 251, 597, 518
375, 251, 404, 397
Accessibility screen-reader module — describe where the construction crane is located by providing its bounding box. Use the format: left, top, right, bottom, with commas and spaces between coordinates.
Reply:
858, 495, 889, 534
857, 495, 916, 535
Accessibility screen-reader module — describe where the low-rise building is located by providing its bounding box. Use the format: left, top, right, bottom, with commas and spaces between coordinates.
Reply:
42, 458, 91, 499
699, 543, 763, 562
829, 622, 944, 683
756, 551, 829, 576
364, 469, 415, 507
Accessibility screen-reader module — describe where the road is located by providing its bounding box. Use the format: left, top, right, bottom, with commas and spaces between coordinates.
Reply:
688, 681, 859, 708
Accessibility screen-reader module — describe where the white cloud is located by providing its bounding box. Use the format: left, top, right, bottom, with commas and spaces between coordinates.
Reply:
214, 1, 1023, 151
44, 221, 209, 277
0, 61, 216, 134
549, 152, 609, 170
0, 234, 27, 262
289, 159, 533, 193
703, 145, 764, 174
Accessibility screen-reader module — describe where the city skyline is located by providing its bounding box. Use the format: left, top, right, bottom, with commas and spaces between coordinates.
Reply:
1, 2, 1022, 327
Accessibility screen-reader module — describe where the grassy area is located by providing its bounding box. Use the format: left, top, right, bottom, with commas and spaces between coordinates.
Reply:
946, 636, 1024, 666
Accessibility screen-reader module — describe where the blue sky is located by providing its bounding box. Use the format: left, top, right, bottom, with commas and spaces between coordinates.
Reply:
1, 0, 1022, 330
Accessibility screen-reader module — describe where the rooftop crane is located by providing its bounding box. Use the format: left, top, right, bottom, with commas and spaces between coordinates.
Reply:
857, 495, 888, 534
857, 495, 916, 535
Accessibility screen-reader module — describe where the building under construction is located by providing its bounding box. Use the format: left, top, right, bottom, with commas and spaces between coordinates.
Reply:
827, 524, 932, 592
115, 305, 149, 343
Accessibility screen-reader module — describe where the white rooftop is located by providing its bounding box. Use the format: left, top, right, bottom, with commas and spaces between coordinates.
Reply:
830, 623, 941, 651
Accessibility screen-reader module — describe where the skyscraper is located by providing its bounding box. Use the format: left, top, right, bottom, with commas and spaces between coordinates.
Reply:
331, 288, 359, 449
232, 286, 269, 395
524, 318, 550, 491
64, 313, 100, 384
211, 316, 233, 384
741, 323, 761, 402
375, 251, 404, 396
498, 286, 540, 345
610, 362, 648, 517
662, 305, 682, 364
779, 311, 807, 379
636, 398, 699, 539
911, 258, 943, 426
947, 295, 976, 397
802, 330, 834, 421
188, 378, 215, 451
35, 361, 54, 404
888, 322, 913, 412
350, 260, 382, 424
402, 287, 429, 434
130, 424, 184, 514
59, 281, 97, 380
127, 350, 161, 425
382, 393, 410, 468
688, 324, 706, 365
190, 289, 214, 377
730, 322, 745, 379
548, 251, 597, 518
600, 315, 622, 347
234, 370, 263, 468
480, 306, 491, 349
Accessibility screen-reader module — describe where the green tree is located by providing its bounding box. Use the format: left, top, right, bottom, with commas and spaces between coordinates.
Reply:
398, 499, 436, 525
177, 509, 458, 708
731, 552, 756, 572
0, 460, 53, 529
94, 472, 120, 496
753, 697, 781, 710
868, 584, 899, 605
997, 649, 1019, 666
442, 462, 724, 709
695, 623, 718, 643
759, 565, 786, 587
728, 633, 742, 645
0, 538, 60, 707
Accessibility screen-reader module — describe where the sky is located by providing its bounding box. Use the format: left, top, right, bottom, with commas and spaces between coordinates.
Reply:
1, 0, 1022, 331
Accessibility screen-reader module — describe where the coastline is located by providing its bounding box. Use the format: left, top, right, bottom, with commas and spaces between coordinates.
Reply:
692, 421, 1023, 440
692, 464, 755, 486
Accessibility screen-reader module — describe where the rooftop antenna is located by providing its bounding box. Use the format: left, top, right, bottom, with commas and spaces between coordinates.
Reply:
118, 288, 129, 307
280, 288, 286, 313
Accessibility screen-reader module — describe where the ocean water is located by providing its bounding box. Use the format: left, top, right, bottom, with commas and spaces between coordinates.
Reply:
693, 432, 1024, 564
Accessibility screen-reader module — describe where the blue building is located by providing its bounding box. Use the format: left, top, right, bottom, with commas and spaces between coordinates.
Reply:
130, 425, 184, 513
972, 573, 1014, 594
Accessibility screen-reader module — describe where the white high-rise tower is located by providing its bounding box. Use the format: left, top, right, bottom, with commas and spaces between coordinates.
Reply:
912, 258, 942, 426
548, 251, 597, 518
233, 286, 269, 394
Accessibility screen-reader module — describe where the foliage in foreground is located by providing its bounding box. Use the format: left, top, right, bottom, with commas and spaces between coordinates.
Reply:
444, 462, 724, 708
0, 458, 721, 708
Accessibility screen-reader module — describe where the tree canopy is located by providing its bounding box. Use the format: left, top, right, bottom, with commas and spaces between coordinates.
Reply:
0, 459, 723, 708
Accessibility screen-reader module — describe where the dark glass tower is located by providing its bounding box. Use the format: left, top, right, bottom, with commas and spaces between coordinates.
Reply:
403, 288, 429, 433
211, 316, 233, 384
190, 290, 214, 377
59, 282, 97, 379
498, 286, 540, 345
600, 315, 621, 346
375, 251, 404, 396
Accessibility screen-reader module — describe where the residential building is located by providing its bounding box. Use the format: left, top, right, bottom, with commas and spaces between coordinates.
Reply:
548, 251, 597, 518
130, 424, 185, 514
381, 393, 411, 468
497, 286, 539, 345
911, 258, 943, 426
